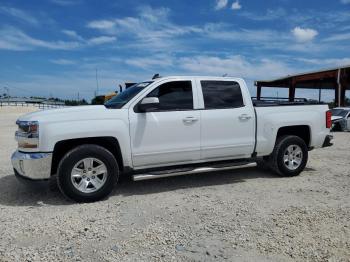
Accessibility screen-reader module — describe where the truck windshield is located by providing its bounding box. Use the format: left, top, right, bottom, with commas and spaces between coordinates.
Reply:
331, 109, 349, 117
105, 81, 153, 109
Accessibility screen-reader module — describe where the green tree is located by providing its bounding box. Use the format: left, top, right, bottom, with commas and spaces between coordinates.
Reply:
91, 96, 105, 105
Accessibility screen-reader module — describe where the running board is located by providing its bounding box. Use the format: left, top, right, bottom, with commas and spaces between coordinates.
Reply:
132, 162, 257, 181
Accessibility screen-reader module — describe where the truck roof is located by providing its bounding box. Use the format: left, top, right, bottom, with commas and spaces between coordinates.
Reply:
146, 75, 245, 82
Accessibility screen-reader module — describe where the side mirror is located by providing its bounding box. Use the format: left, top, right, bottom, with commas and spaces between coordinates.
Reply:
138, 97, 160, 112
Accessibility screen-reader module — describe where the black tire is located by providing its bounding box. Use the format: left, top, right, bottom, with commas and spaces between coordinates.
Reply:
57, 144, 119, 202
332, 123, 343, 132
269, 135, 308, 177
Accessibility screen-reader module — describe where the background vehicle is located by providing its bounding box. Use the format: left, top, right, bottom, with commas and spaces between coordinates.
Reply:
12, 76, 333, 202
331, 107, 350, 131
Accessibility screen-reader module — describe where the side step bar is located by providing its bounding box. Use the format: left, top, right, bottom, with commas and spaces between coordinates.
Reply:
132, 162, 257, 181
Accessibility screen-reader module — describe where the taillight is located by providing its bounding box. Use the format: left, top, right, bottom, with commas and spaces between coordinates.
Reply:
326, 110, 332, 129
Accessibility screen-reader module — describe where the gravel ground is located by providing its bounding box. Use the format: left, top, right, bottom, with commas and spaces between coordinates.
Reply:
0, 106, 349, 261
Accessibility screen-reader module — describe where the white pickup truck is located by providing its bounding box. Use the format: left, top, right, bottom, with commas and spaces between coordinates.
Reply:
12, 76, 333, 202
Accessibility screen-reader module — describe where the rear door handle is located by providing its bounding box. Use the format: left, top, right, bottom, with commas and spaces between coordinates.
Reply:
239, 114, 252, 120
183, 116, 198, 123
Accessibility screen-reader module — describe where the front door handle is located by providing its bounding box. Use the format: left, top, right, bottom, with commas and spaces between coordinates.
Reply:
239, 114, 252, 120
183, 116, 198, 123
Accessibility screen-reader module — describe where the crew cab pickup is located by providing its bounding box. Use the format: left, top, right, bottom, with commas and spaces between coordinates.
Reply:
12, 76, 333, 202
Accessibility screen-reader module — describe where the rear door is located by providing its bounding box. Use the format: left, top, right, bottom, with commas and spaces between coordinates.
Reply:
128, 79, 201, 168
198, 79, 255, 160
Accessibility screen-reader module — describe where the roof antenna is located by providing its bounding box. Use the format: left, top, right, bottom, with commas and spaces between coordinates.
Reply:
152, 73, 161, 79
222, 73, 228, 77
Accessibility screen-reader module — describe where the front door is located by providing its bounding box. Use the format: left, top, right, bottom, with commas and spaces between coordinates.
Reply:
129, 80, 201, 168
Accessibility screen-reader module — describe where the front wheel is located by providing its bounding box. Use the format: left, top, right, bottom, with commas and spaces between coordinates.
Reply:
57, 144, 119, 202
269, 135, 308, 177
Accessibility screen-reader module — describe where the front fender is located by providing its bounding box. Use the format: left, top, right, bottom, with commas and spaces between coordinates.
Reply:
39, 118, 132, 167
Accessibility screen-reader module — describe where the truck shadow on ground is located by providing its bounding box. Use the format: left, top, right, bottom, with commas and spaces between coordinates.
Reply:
115, 167, 277, 197
0, 167, 279, 207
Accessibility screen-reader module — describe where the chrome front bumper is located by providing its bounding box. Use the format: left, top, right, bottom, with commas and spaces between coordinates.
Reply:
11, 150, 52, 180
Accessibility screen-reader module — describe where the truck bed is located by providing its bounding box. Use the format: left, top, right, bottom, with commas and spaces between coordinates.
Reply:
252, 97, 324, 107
253, 102, 330, 156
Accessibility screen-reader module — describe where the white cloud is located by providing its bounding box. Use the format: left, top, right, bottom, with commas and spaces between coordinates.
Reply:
239, 8, 286, 21
138, 6, 170, 23
341, 0, 350, 3
291, 27, 318, 42
62, 29, 116, 46
86, 6, 299, 54
62, 29, 84, 41
87, 6, 189, 37
50, 59, 76, 65
87, 7, 328, 54
87, 36, 116, 45
231, 1, 242, 10
202, 24, 288, 42
296, 57, 350, 67
87, 6, 200, 50
179, 55, 295, 80
239, 8, 350, 32
200, 24, 325, 54
215, 0, 228, 10
125, 54, 174, 69
0, 27, 81, 51
324, 32, 350, 42
87, 20, 116, 30
0, 25, 118, 51
0, 6, 39, 26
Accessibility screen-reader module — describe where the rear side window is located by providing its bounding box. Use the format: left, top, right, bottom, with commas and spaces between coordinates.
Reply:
201, 81, 244, 109
147, 81, 193, 111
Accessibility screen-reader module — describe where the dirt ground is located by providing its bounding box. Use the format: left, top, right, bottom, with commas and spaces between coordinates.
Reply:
0, 106, 349, 262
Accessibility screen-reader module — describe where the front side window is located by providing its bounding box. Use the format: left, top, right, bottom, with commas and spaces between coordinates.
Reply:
146, 80, 193, 111
201, 81, 244, 109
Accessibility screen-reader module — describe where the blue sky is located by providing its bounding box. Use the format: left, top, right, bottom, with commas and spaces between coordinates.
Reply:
0, 0, 349, 100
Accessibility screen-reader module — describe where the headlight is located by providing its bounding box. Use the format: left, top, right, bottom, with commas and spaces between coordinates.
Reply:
15, 120, 39, 149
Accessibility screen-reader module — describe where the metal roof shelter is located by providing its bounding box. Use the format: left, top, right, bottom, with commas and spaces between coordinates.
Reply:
255, 65, 350, 106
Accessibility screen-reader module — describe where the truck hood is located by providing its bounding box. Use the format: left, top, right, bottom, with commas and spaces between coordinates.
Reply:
18, 105, 123, 123
331, 116, 343, 121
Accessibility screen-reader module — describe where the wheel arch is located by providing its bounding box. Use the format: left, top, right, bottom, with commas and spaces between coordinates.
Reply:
51, 137, 123, 176
276, 125, 311, 147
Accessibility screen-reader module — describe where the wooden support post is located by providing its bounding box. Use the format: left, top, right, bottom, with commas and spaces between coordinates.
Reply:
335, 81, 339, 107
318, 88, 321, 102
340, 84, 346, 106
289, 79, 296, 102
257, 83, 262, 100
340, 71, 347, 107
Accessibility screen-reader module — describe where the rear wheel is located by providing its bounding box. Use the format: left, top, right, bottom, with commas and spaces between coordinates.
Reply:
269, 135, 308, 177
57, 144, 119, 202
